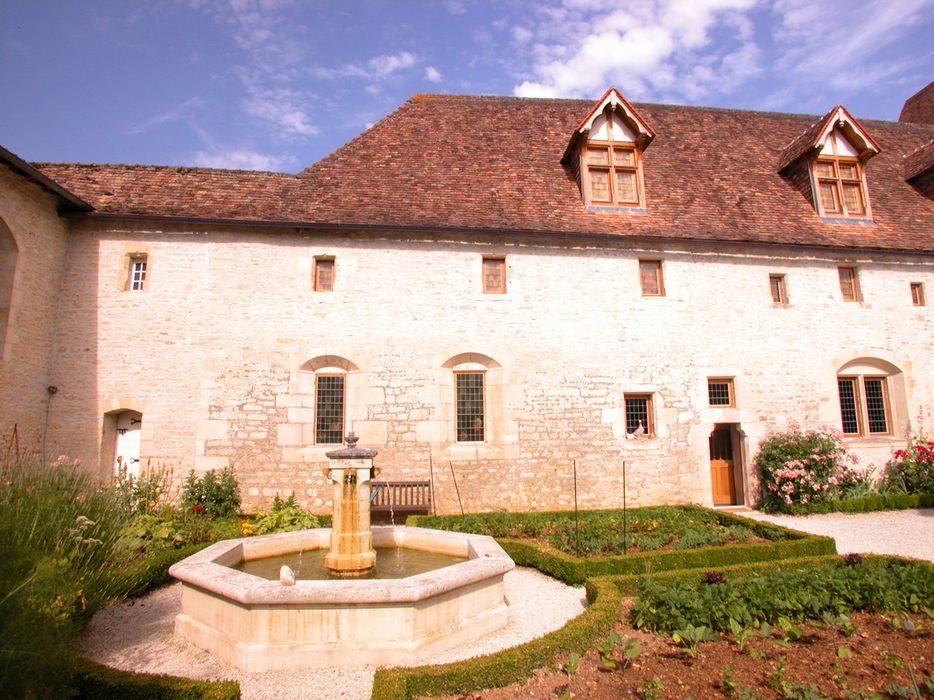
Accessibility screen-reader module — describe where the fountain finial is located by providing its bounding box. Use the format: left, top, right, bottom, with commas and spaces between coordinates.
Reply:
345, 432, 359, 448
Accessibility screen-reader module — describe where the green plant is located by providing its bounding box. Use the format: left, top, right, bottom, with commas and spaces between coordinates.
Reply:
641, 675, 664, 700
721, 664, 738, 697
181, 466, 241, 518
0, 454, 134, 697
728, 618, 756, 651
633, 557, 934, 635
756, 424, 868, 510
882, 652, 904, 674
253, 493, 320, 535
879, 424, 934, 495
113, 465, 170, 517
822, 612, 858, 636
563, 651, 581, 677
671, 623, 719, 657
72, 655, 241, 699
836, 645, 853, 659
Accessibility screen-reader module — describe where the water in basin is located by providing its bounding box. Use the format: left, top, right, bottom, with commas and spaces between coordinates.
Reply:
235, 546, 467, 580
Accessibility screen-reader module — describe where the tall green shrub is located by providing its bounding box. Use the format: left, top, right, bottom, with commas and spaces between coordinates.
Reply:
0, 454, 134, 697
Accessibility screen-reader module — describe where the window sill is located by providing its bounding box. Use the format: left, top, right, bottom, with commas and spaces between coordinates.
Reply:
587, 205, 647, 215
820, 216, 874, 226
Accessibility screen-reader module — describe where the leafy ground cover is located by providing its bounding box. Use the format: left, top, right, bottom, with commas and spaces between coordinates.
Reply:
413, 505, 780, 556
442, 558, 934, 700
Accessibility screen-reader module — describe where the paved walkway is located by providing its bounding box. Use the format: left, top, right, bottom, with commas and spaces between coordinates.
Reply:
737, 508, 934, 562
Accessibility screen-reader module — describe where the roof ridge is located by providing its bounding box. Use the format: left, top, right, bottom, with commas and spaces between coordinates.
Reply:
34, 161, 295, 177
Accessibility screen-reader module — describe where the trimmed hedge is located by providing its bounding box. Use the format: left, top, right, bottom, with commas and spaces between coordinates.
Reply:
410, 509, 835, 586
760, 492, 934, 515
370, 577, 622, 700
118, 543, 208, 600
73, 658, 240, 699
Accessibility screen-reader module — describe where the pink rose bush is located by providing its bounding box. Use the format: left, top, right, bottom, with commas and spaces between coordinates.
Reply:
756, 425, 870, 511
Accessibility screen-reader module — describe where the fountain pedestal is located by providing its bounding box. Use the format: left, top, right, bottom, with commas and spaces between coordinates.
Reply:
324, 434, 377, 577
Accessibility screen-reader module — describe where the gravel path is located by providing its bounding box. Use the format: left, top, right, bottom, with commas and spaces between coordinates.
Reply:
79, 567, 587, 700
737, 508, 934, 561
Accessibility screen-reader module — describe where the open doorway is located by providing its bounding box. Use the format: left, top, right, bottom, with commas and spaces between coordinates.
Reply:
709, 423, 745, 506
102, 410, 143, 479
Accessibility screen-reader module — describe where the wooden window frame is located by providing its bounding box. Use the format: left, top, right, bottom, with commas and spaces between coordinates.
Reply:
454, 370, 485, 443
314, 256, 335, 292
811, 135, 871, 219
581, 107, 646, 208
707, 378, 735, 408
837, 375, 891, 437
769, 274, 788, 305
838, 266, 861, 302
125, 254, 148, 291
314, 373, 345, 445
639, 260, 664, 296
910, 282, 925, 306
624, 393, 655, 437
482, 256, 506, 294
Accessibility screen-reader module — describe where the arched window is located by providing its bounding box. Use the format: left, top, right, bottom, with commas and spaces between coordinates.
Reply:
299, 355, 359, 445
442, 353, 502, 444
836, 358, 905, 438
0, 217, 17, 357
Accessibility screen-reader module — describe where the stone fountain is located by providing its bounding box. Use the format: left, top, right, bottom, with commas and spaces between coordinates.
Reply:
169, 434, 514, 671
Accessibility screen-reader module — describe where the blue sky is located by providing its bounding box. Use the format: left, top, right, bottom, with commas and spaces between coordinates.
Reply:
1, 0, 931, 173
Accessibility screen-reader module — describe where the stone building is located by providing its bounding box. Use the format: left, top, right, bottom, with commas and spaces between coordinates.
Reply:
1, 84, 932, 513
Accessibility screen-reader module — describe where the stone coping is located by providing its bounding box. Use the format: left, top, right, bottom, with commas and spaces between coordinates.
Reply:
168, 526, 514, 606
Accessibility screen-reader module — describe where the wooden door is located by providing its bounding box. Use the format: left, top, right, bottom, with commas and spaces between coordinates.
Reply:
709, 426, 736, 505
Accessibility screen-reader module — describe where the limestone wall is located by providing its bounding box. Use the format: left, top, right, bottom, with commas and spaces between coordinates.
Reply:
0, 166, 70, 454
49, 219, 934, 512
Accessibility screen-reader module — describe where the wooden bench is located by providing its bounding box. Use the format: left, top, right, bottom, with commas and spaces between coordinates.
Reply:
370, 480, 432, 516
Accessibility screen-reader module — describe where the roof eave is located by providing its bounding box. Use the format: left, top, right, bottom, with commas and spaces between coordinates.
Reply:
0, 145, 93, 211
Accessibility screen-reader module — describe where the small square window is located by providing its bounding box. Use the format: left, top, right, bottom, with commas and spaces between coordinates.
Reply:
910, 282, 925, 306
314, 257, 334, 292
639, 260, 664, 296
708, 378, 735, 407
483, 257, 506, 294
126, 255, 147, 291
769, 274, 787, 304
838, 266, 860, 302
624, 394, 654, 436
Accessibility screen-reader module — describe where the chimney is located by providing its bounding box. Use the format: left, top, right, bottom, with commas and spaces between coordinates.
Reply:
899, 81, 934, 125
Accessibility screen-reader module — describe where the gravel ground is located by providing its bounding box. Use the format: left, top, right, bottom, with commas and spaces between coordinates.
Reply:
79, 567, 587, 700
737, 508, 934, 561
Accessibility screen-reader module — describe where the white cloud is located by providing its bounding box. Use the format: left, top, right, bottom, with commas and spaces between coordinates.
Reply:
511, 0, 760, 102
129, 97, 205, 134
425, 66, 443, 82
771, 0, 930, 94
242, 83, 318, 137
312, 51, 420, 80
190, 148, 295, 171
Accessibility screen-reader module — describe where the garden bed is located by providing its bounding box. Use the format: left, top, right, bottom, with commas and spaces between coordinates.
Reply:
409, 506, 835, 585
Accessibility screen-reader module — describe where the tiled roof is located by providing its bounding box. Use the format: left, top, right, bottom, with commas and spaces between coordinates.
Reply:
36, 93, 934, 253
777, 104, 880, 172
904, 140, 934, 181
1, 144, 91, 210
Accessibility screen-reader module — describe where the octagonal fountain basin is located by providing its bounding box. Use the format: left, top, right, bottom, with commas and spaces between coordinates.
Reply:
168, 525, 514, 672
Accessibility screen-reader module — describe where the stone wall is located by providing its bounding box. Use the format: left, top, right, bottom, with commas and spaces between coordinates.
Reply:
0, 166, 70, 455
49, 219, 934, 512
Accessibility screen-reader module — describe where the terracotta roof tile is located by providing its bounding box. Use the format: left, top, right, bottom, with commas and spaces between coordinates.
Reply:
899, 81, 934, 125
34, 94, 934, 253
904, 140, 934, 181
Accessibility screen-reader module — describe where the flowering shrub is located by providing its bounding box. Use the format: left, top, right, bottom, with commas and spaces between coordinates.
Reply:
880, 427, 934, 495
756, 425, 868, 510
180, 466, 241, 518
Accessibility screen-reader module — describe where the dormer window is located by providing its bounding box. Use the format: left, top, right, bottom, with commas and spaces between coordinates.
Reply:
584, 111, 643, 207
564, 87, 655, 211
778, 105, 880, 223
813, 129, 869, 218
